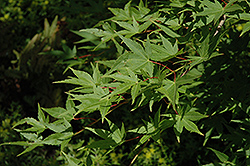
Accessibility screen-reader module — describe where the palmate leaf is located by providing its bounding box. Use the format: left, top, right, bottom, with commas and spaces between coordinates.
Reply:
173, 106, 207, 139
131, 118, 175, 150
160, 34, 178, 55
113, 17, 139, 34
194, 0, 242, 24
156, 79, 178, 110
194, 0, 223, 23
197, 35, 210, 58
117, 33, 154, 75
108, 1, 131, 21
174, 115, 204, 137
150, 36, 181, 62
104, 52, 130, 75
85, 120, 125, 148
55, 68, 95, 88
117, 33, 147, 58
107, 119, 125, 143
12, 117, 46, 134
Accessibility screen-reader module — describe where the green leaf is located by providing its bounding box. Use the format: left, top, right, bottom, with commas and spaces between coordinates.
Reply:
131, 83, 141, 104
160, 34, 178, 55
13, 117, 44, 128
92, 63, 102, 84
17, 144, 43, 157
86, 139, 117, 149
117, 33, 147, 59
19, 132, 39, 141
70, 67, 95, 86
100, 98, 111, 122
240, 21, 250, 37
159, 119, 175, 130
224, 0, 242, 13
0, 141, 33, 146
139, 20, 153, 32
65, 96, 76, 115
12, 117, 46, 134
62, 151, 80, 166
105, 52, 129, 74
174, 116, 183, 134
37, 103, 46, 123
45, 119, 71, 133
106, 73, 137, 83
194, 0, 223, 23
177, 68, 202, 85
156, 79, 178, 110
105, 83, 134, 99
42, 132, 73, 145
145, 36, 152, 57
154, 106, 161, 128
128, 126, 147, 134
126, 55, 154, 76
182, 118, 204, 136
134, 135, 150, 150
85, 127, 110, 139
153, 22, 180, 38
42, 107, 73, 121
106, 119, 125, 143
238, 13, 250, 20
184, 110, 208, 121
197, 35, 210, 58
208, 147, 229, 163
112, 38, 123, 55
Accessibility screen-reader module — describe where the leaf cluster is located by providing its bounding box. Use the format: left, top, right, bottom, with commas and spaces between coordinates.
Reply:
2, 0, 250, 165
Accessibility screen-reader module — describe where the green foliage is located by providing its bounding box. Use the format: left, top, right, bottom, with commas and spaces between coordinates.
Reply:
2, 0, 250, 165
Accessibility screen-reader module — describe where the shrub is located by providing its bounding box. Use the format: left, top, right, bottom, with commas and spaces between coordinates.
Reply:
1, 0, 250, 165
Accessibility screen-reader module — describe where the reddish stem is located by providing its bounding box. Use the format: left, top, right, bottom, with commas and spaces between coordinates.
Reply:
163, 98, 178, 115
143, 77, 158, 82
221, 0, 227, 5
150, 60, 176, 82
187, 43, 200, 56
74, 117, 97, 121
74, 54, 92, 59
125, 135, 143, 142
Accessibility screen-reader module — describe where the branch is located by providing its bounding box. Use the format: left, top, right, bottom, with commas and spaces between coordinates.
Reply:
214, 15, 226, 36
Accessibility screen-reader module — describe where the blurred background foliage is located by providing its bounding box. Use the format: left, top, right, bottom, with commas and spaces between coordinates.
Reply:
1, 0, 250, 165
0, 0, 131, 165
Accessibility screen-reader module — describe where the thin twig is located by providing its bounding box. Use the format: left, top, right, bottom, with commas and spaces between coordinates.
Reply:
129, 139, 150, 166
214, 15, 226, 36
